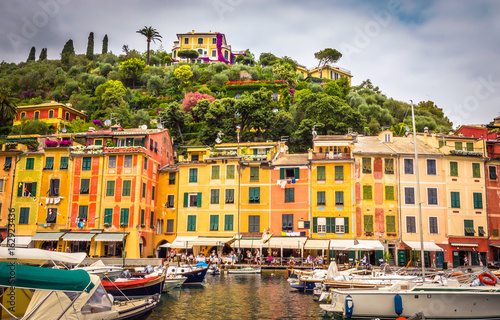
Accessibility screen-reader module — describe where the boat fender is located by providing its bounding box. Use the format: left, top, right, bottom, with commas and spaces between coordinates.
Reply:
396, 318, 407, 320
345, 295, 354, 318
479, 273, 497, 286
394, 294, 403, 316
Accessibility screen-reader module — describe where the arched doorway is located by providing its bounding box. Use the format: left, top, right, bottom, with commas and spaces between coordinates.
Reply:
156, 240, 170, 259
139, 237, 146, 258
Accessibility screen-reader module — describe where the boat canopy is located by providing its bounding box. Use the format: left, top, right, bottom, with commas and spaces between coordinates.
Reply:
0, 262, 94, 292
0, 247, 87, 265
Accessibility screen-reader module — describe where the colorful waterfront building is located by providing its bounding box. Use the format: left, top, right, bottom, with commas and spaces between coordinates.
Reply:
14, 102, 87, 130
352, 132, 399, 265
308, 135, 356, 264
418, 132, 488, 267
155, 164, 178, 258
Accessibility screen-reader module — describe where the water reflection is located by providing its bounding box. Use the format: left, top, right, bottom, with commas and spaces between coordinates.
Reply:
149, 271, 342, 320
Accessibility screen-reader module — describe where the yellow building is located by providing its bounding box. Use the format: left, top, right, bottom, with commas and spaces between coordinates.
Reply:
155, 165, 179, 257
14, 102, 87, 130
309, 135, 356, 264
308, 65, 352, 85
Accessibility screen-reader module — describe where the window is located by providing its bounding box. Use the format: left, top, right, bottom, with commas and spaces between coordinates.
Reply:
122, 180, 131, 196
106, 181, 115, 196
191, 154, 199, 161
280, 168, 299, 179
384, 133, 391, 143
335, 191, 344, 206
455, 142, 463, 150
80, 179, 90, 194
317, 217, 326, 233
60, 157, 68, 169
108, 156, 116, 168
49, 179, 60, 197
169, 172, 176, 185
167, 195, 175, 208
404, 159, 414, 174
438, 140, 445, 148
65, 112, 69, 121
26, 158, 34, 170
427, 188, 438, 205
210, 215, 219, 231
120, 208, 129, 226
225, 189, 234, 204
211, 189, 220, 204
363, 185, 372, 200
472, 163, 481, 178
282, 214, 293, 231
124, 155, 132, 168
151, 212, 156, 228
211, 49, 216, 57
335, 217, 347, 233
211, 165, 220, 179
450, 162, 458, 176
19, 207, 29, 224
404, 187, 415, 204
184, 193, 202, 207
490, 166, 498, 180
3, 157, 12, 170
78, 205, 88, 219
212, 37, 217, 44
427, 159, 436, 175
197, 37, 203, 44
249, 187, 260, 203
335, 166, 344, 180
385, 159, 394, 174
479, 226, 485, 236
183, 37, 189, 44
0, 179, 3, 193
44, 157, 54, 170
189, 168, 198, 183
166, 219, 174, 233
317, 166, 326, 180
473, 193, 483, 209
34, 111, 39, 120
157, 219, 163, 234
224, 50, 229, 61
104, 208, 113, 225
21, 112, 26, 119
429, 217, 438, 234
224, 215, 234, 231
285, 188, 295, 202
82, 157, 91, 171
385, 186, 395, 201
140, 210, 145, 226
386, 215, 396, 233
250, 167, 259, 181
226, 165, 235, 179
142, 182, 146, 198
187, 215, 196, 231
494, 229, 499, 238
466, 142, 474, 151
363, 215, 374, 232
249, 215, 260, 233
406, 216, 416, 233
143, 157, 148, 170
317, 191, 326, 205
451, 191, 460, 208
18, 182, 36, 197
94, 139, 102, 146
152, 186, 155, 201
464, 219, 475, 236
362, 158, 371, 173
154, 141, 158, 153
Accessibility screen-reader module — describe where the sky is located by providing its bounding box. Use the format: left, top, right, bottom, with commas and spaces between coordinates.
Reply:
1, 0, 499, 127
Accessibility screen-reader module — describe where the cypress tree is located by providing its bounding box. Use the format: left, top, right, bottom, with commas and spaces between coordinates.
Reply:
86, 32, 94, 60
102, 34, 108, 54
27, 47, 36, 62
39, 48, 47, 61
61, 39, 75, 69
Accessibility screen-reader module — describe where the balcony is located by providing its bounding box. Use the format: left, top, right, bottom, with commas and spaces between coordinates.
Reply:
449, 150, 483, 157
309, 152, 352, 160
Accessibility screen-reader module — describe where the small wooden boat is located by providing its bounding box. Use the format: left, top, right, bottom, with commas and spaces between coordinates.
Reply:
227, 267, 262, 274
102, 274, 165, 300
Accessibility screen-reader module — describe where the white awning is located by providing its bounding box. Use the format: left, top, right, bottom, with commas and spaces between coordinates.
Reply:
304, 239, 330, 250
62, 233, 95, 242
329, 239, 356, 250
94, 233, 128, 242
267, 237, 307, 249
189, 237, 235, 246
0, 247, 86, 265
404, 241, 444, 252
159, 242, 171, 248
450, 242, 478, 247
231, 239, 264, 248
1, 236, 33, 248
356, 240, 385, 251
32, 232, 64, 241
170, 236, 198, 249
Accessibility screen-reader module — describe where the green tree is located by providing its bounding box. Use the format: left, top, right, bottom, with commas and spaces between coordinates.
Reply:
174, 65, 193, 93
136, 26, 162, 66
159, 102, 190, 143
147, 75, 164, 97
272, 60, 297, 87
259, 52, 278, 66
177, 50, 199, 61
120, 58, 146, 87
86, 32, 94, 60
102, 34, 108, 54
314, 48, 342, 78
38, 48, 47, 61
61, 39, 75, 69
129, 109, 150, 128
11, 119, 50, 135
0, 94, 17, 135
67, 118, 91, 133
27, 47, 36, 62
211, 73, 228, 87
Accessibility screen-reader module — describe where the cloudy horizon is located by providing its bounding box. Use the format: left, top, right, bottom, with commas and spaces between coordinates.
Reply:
1, 0, 499, 127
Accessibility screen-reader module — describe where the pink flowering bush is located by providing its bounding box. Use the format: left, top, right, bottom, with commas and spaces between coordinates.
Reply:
181, 92, 215, 114
45, 140, 58, 147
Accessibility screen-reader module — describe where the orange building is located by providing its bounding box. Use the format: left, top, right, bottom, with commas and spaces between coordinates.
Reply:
14, 102, 87, 130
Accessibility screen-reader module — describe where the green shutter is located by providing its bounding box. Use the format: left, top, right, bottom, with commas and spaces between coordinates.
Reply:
197, 192, 202, 207
455, 142, 462, 150
344, 217, 349, 233
140, 209, 145, 226
387, 215, 396, 232
451, 192, 460, 208
385, 186, 394, 200
227, 165, 235, 179
450, 162, 458, 176
253, 148, 258, 155
225, 215, 233, 231
250, 167, 259, 181
364, 215, 373, 232
104, 209, 113, 225
150, 211, 155, 228
317, 166, 326, 180
335, 166, 344, 180
473, 193, 483, 209
294, 167, 300, 179
472, 163, 481, 178
313, 217, 317, 233
183, 193, 188, 207
280, 168, 285, 179
17, 182, 23, 197
106, 181, 115, 196
120, 208, 129, 226
363, 185, 372, 200
152, 186, 155, 200
326, 217, 331, 233
212, 165, 220, 179
31, 182, 37, 197
467, 142, 474, 151
60, 157, 68, 169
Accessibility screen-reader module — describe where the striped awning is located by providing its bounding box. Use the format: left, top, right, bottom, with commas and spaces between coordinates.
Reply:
94, 233, 128, 242
304, 239, 330, 250
450, 242, 478, 247
62, 233, 95, 242
32, 232, 64, 241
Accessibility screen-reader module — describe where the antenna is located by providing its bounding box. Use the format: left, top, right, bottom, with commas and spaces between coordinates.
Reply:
104, 119, 111, 127
141, 124, 148, 130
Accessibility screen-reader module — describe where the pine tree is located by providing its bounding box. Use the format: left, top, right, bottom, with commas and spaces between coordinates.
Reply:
27, 47, 36, 62
61, 39, 75, 68
86, 32, 94, 60
102, 34, 108, 54
39, 48, 47, 61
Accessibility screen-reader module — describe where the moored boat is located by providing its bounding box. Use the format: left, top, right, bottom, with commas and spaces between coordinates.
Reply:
227, 266, 262, 274
163, 275, 187, 292
76, 259, 124, 279
167, 264, 209, 285
102, 274, 165, 300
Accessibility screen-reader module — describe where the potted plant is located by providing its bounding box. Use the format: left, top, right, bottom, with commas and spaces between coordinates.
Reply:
45, 140, 58, 148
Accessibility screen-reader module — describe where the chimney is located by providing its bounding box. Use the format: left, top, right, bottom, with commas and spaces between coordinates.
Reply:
449, 129, 454, 135
192, 30, 195, 34
424, 127, 429, 134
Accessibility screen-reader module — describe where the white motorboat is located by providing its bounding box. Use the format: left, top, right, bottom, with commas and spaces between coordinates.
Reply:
227, 267, 261, 274
76, 260, 124, 279
163, 275, 187, 292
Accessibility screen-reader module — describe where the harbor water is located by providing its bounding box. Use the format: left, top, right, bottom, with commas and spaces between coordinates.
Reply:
149, 270, 342, 320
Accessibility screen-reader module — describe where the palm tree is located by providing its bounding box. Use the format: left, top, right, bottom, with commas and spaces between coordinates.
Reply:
0, 94, 17, 135
136, 26, 162, 66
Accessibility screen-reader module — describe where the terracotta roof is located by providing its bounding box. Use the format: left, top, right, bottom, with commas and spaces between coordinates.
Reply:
352, 137, 396, 154
272, 153, 309, 166
159, 164, 179, 172
386, 137, 441, 155
313, 135, 355, 142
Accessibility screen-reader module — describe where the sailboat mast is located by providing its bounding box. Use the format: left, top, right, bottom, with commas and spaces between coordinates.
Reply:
411, 100, 426, 280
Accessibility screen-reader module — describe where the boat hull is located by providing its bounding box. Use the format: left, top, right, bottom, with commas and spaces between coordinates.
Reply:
103, 275, 164, 299
227, 267, 261, 274
168, 266, 208, 285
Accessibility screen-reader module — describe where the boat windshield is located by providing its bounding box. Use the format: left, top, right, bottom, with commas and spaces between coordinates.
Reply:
81, 284, 113, 314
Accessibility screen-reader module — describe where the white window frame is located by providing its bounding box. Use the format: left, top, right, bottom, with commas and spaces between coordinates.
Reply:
384, 133, 391, 143
426, 159, 437, 175
211, 49, 216, 57
403, 158, 414, 175
404, 187, 415, 205
406, 215, 417, 234
335, 217, 345, 233
427, 187, 438, 205
317, 217, 326, 233
189, 193, 198, 207
429, 216, 439, 234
